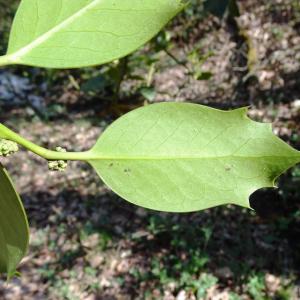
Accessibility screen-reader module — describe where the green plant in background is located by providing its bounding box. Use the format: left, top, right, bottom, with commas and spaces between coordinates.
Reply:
246, 274, 266, 300
0, 0, 300, 281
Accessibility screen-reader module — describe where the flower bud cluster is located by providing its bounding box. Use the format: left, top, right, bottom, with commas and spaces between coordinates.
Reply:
48, 146, 68, 172
0, 139, 19, 157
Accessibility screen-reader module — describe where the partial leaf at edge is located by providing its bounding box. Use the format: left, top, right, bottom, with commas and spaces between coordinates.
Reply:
0, 165, 29, 278
6, 0, 186, 68
88, 103, 300, 212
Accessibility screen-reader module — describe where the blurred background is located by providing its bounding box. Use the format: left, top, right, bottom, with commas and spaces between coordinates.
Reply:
0, 0, 300, 299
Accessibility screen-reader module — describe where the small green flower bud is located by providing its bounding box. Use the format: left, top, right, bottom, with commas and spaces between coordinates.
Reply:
48, 146, 68, 172
55, 146, 67, 153
0, 139, 19, 157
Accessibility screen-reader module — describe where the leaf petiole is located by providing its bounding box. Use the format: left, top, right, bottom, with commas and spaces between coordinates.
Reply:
0, 55, 12, 67
0, 123, 90, 161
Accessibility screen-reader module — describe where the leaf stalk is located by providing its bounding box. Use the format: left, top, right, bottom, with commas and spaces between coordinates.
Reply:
0, 124, 90, 161
0, 55, 11, 67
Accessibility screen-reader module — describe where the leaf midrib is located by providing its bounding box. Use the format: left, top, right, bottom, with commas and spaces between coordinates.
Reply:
8, 0, 103, 61
87, 154, 300, 161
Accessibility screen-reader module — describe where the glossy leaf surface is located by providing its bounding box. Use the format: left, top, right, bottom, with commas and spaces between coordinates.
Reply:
88, 103, 300, 212
0, 165, 29, 278
5, 0, 185, 68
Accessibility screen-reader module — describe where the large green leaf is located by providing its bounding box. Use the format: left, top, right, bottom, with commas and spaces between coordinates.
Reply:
87, 103, 300, 212
4, 0, 185, 68
0, 164, 29, 278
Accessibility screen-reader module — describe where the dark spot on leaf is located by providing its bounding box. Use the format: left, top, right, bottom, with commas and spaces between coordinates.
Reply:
124, 168, 131, 173
109, 163, 114, 167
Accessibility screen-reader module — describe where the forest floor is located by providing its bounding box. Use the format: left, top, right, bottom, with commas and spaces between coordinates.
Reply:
0, 0, 300, 299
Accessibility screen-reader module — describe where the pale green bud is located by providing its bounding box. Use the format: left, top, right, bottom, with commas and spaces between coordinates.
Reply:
0, 139, 19, 157
48, 146, 68, 172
